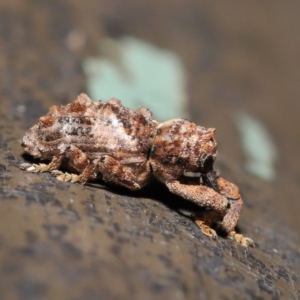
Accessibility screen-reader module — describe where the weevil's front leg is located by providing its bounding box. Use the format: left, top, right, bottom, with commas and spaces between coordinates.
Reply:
194, 211, 222, 239
217, 177, 242, 233
166, 181, 228, 238
166, 180, 228, 212
20, 156, 62, 173
217, 177, 254, 246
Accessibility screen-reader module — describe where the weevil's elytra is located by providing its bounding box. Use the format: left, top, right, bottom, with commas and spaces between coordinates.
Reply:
20, 93, 254, 247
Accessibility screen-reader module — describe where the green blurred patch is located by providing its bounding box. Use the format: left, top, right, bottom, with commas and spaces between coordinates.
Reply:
235, 112, 278, 181
82, 36, 187, 121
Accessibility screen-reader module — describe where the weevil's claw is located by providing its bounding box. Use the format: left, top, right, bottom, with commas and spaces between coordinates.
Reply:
229, 231, 255, 247
195, 220, 218, 239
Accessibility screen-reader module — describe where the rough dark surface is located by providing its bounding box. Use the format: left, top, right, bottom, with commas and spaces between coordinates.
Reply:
0, 1, 300, 299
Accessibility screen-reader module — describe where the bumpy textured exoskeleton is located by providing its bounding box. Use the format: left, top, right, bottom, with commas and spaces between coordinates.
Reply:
20, 93, 253, 246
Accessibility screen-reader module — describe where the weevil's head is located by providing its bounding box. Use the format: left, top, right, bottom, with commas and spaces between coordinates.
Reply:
150, 119, 218, 182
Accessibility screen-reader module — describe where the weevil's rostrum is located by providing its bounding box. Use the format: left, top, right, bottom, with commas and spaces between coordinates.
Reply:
21, 93, 253, 246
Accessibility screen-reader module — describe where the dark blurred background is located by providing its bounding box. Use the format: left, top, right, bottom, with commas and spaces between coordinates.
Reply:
0, 1, 299, 299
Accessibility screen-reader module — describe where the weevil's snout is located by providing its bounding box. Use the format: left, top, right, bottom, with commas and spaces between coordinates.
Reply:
201, 155, 215, 172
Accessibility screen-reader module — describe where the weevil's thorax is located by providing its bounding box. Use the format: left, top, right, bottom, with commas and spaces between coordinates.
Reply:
149, 119, 217, 182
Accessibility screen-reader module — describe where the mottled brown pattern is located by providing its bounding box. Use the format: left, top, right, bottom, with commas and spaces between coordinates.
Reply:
149, 119, 218, 181
20, 94, 253, 246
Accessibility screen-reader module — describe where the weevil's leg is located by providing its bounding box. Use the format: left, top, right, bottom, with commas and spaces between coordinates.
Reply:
229, 231, 255, 247
194, 201, 254, 246
221, 197, 243, 233
194, 210, 222, 239
166, 181, 228, 239
20, 156, 62, 173
51, 145, 96, 184
202, 169, 219, 192
217, 177, 254, 246
222, 197, 254, 246
216, 177, 242, 233
94, 155, 145, 191
195, 220, 217, 239
166, 180, 254, 246
217, 177, 240, 200
51, 164, 96, 184
166, 181, 228, 213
